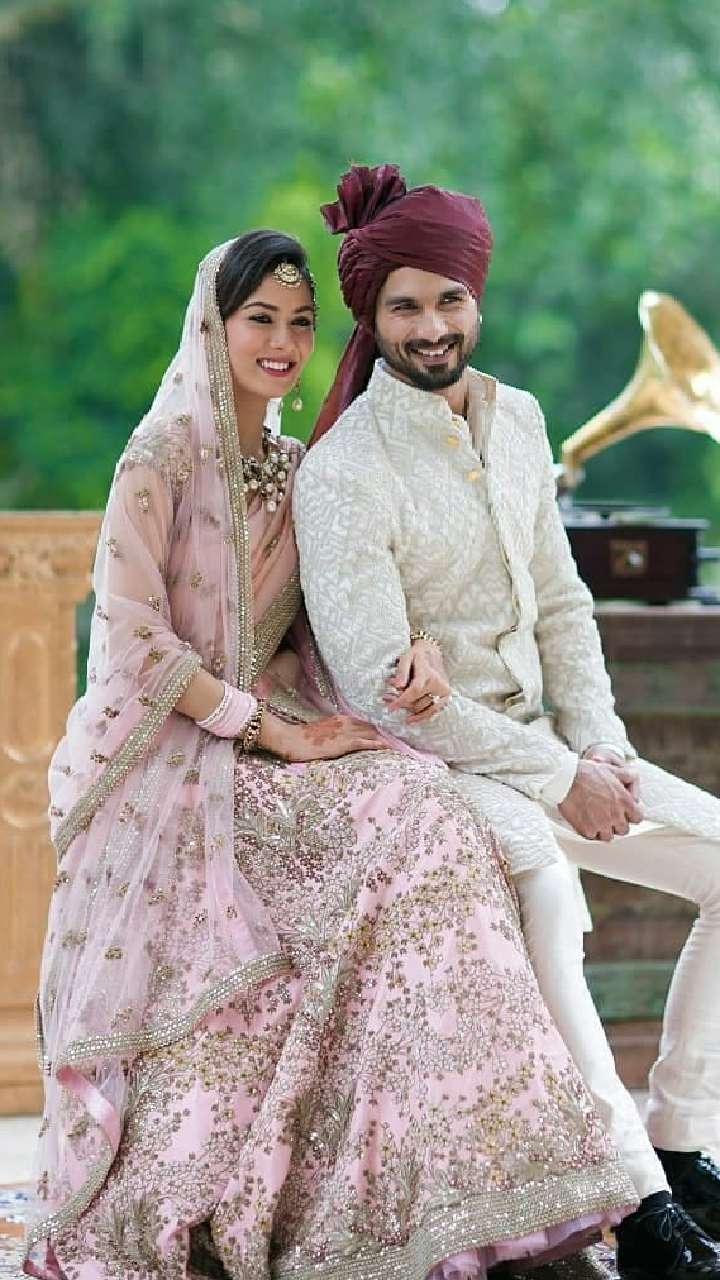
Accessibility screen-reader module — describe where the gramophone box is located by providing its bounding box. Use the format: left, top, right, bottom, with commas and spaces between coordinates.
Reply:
556, 290, 720, 604
562, 503, 716, 604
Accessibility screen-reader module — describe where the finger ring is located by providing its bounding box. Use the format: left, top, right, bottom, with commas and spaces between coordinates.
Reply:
428, 694, 440, 704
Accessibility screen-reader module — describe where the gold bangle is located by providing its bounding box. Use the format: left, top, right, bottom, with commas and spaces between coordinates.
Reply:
409, 629, 441, 651
241, 699, 266, 753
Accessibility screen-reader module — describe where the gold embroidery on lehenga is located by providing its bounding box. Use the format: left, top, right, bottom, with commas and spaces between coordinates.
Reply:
30, 965, 294, 1247
269, 1166, 630, 1279
36, 753, 635, 1268
93, 1194, 164, 1272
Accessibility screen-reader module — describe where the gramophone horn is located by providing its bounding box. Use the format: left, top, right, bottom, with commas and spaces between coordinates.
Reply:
558, 291, 720, 491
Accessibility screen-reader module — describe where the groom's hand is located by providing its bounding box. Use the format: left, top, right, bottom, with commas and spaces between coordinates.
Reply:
383, 640, 451, 723
558, 759, 643, 841
583, 744, 641, 802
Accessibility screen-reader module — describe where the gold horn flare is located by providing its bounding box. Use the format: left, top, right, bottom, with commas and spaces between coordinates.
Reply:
557, 291, 720, 492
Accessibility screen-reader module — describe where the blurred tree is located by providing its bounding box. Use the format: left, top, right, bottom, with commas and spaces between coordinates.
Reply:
0, 206, 208, 504
1, 0, 719, 525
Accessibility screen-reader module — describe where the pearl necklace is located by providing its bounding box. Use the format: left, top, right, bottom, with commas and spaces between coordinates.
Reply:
241, 430, 290, 513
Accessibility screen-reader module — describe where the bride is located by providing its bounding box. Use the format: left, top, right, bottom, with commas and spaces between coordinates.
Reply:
25, 230, 634, 1280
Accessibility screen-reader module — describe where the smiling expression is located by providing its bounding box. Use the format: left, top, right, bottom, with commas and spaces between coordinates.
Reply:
223, 273, 316, 401
374, 266, 479, 392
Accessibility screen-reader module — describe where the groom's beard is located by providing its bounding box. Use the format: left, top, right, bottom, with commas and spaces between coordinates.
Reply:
374, 322, 478, 392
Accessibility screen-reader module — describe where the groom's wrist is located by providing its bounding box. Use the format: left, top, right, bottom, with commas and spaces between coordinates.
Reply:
583, 742, 625, 764
540, 751, 579, 806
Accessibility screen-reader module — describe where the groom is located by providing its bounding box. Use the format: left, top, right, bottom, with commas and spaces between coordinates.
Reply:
293, 164, 720, 1280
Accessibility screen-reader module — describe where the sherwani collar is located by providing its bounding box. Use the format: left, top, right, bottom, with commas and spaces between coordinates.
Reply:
365, 360, 496, 456
364, 359, 525, 624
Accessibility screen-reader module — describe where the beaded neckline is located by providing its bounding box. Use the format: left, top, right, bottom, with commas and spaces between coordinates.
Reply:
240, 430, 291, 513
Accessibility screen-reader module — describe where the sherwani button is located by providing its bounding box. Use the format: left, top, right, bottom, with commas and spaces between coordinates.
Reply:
445, 434, 460, 447
467, 469, 481, 482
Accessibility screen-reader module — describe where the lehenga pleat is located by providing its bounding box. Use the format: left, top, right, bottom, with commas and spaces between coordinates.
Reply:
41, 750, 634, 1280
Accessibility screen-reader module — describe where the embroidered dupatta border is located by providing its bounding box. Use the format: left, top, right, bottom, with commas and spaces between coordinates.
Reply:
51, 950, 290, 1071
27, 1141, 116, 1255
54, 250, 255, 862
252, 569, 302, 681
27, 950, 293, 1248
200, 249, 255, 692
54, 650, 202, 862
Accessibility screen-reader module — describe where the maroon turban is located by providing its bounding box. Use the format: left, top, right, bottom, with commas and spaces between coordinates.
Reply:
310, 163, 493, 444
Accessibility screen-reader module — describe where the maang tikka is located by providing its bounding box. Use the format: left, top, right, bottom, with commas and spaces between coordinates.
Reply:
272, 261, 309, 411
273, 261, 303, 288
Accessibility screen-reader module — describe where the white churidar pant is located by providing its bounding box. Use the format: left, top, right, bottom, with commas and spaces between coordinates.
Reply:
516, 817, 720, 1200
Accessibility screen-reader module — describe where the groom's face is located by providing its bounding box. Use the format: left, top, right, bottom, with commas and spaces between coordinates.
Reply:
374, 267, 479, 392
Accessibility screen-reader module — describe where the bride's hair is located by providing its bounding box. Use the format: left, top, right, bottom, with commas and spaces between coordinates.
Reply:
216, 229, 315, 320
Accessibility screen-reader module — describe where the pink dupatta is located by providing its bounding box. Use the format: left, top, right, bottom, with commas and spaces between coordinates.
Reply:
27, 242, 327, 1254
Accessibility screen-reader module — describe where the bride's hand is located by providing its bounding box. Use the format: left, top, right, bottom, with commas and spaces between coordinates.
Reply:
259, 711, 387, 763
383, 637, 451, 724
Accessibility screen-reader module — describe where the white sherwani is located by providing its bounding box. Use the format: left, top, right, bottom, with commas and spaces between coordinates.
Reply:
294, 359, 720, 1194
294, 361, 720, 872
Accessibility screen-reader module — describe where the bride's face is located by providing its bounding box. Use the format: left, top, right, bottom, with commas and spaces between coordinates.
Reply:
224, 273, 315, 402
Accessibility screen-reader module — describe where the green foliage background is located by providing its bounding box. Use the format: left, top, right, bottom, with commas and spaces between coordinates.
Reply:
2, 0, 720, 528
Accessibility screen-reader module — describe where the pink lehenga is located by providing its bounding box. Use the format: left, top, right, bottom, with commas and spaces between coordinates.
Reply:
25, 242, 635, 1280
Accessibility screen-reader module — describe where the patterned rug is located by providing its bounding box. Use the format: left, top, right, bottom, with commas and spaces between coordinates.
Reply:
0, 1186, 620, 1279
0, 1184, 29, 1279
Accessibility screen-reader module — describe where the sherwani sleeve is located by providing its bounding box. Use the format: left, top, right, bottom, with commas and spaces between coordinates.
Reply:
294, 455, 579, 800
530, 404, 635, 760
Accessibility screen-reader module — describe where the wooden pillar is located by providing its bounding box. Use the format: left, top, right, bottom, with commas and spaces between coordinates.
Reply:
0, 512, 100, 1114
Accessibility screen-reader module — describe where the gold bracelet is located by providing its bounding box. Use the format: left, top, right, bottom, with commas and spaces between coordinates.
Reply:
409, 628, 441, 651
241, 699, 266, 753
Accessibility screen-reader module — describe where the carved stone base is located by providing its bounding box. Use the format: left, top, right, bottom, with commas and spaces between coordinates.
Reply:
0, 512, 100, 1115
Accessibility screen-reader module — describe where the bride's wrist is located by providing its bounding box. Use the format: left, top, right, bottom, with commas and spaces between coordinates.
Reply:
409, 629, 441, 652
258, 710, 290, 758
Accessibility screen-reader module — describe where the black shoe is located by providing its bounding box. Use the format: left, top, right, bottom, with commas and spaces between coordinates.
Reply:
615, 1195, 720, 1278
657, 1150, 720, 1242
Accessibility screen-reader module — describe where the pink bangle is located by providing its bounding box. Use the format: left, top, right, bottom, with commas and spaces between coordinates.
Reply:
196, 682, 257, 739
